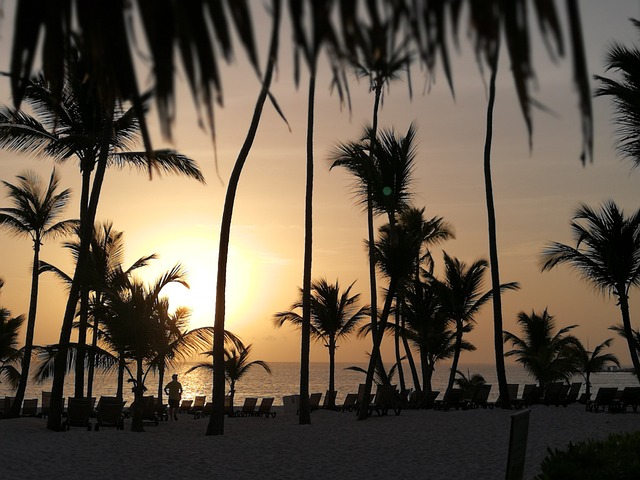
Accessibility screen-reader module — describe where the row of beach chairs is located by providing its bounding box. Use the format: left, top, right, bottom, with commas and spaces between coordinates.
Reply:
586, 386, 640, 413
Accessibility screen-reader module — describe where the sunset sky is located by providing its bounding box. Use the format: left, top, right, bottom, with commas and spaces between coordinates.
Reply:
0, 1, 639, 370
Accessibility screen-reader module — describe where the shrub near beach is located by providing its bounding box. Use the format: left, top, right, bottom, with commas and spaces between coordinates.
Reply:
536, 431, 640, 480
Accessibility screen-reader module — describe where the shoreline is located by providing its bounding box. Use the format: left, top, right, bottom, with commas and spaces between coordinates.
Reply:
2, 404, 639, 479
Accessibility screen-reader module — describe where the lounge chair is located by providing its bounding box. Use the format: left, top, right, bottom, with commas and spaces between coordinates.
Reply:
515, 384, 542, 407
190, 395, 206, 417
418, 390, 440, 409
435, 388, 465, 411
322, 390, 337, 410
224, 395, 234, 417
255, 397, 276, 417
612, 387, 640, 413
178, 399, 193, 414
41, 391, 51, 418
21, 398, 38, 417
354, 383, 375, 414
493, 383, 519, 408
367, 385, 401, 416
155, 399, 169, 421
62, 397, 93, 431
339, 393, 358, 412
565, 382, 582, 404
236, 397, 258, 417
543, 382, 570, 406
95, 396, 125, 430
200, 402, 213, 417
132, 395, 159, 426
468, 384, 492, 409
309, 393, 322, 412
0, 396, 14, 418
586, 387, 618, 413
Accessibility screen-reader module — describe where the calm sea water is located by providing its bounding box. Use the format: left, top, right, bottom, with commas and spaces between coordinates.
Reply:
1, 362, 637, 407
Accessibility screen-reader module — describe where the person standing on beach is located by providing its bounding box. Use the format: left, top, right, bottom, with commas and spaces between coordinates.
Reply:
164, 374, 183, 421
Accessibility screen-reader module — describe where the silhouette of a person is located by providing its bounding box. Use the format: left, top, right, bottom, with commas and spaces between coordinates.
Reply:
164, 374, 183, 421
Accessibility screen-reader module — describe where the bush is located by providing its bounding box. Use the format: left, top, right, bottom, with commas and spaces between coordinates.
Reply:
535, 431, 640, 479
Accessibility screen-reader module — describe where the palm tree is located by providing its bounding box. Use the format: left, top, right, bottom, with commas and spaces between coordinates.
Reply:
187, 340, 271, 410
503, 309, 580, 390
274, 278, 369, 409
594, 19, 640, 171
569, 338, 620, 400
0, 278, 25, 389
330, 124, 417, 420
100, 264, 189, 432
148, 300, 213, 406
402, 278, 462, 394
540, 201, 640, 383
0, 169, 77, 418
609, 324, 640, 359
454, 370, 486, 399
432, 252, 519, 400
208, 0, 282, 437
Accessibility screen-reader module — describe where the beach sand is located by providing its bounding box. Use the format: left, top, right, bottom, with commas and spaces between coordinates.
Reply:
1, 404, 639, 479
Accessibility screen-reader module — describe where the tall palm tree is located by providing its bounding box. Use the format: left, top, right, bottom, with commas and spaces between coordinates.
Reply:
540, 201, 640, 383
208, 0, 282, 437
274, 278, 369, 409
0, 169, 77, 418
432, 252, 519, 399
569, 338, 620, 400
330, 124, 417, 419
0, 47, 205, 430
594, 18, 640, 172
0, 278, 25, 389
188, 341, 271, 410
609, 324, 640, 359
503, 309, 580, 390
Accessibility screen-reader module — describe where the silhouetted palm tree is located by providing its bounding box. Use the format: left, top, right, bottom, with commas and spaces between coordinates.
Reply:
274, 278, 369, 409
0, 169, 77, 417
540, 201, 640, 383
594, 19, 640, 172
454, 370, 486, 399
188, 340, 271, 410
609, 324, 640, 359
569, 338, 620, 400
0, 278, 24, 389
504, 309, 580, 390
432, 252, 518, 399
100, 264, 189, 432
208, 0, 282, 437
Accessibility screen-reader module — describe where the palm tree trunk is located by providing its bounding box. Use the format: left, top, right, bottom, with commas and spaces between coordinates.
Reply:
445, 321, 463, 400
157, 364, 165, 405
483, 38, 511, 408
328, 336, 336, 409
131, 358, 144, 432
359, 85, 384, 421
74, 283, 89, 398
9, 240, 41, 418
394, 308, 406, 393
48, 112, 113, 431
619, 295, 640, 383
116, 352, 125, 399
299, 69, 316, 425
402, 332, 421, 394
207, 0, 281, 436
358, 275, 398, 420
86, 317, 99, 399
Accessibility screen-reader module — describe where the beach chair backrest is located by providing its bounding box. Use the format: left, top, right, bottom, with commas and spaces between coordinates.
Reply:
67, 397, 92, 425
309, 393, 322, 408
323, 390, 337, 408
193, 395, 206, 408
566, 382, 582, 401
241, 397, 258, 414
258, 397, 274, 413
97, 396, 125, 424
21, 398, 38, 416
595, 387, 618, 403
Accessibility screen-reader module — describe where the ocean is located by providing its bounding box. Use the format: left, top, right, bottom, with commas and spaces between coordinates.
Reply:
1, 362, 637, 407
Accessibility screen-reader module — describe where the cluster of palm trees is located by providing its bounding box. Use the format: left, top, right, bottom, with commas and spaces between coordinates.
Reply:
504, 309, 620, 400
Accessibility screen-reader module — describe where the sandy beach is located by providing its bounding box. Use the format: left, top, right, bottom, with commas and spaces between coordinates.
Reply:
1, 404, 639, 479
